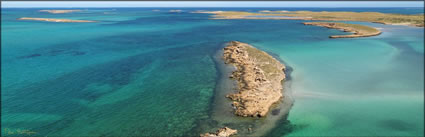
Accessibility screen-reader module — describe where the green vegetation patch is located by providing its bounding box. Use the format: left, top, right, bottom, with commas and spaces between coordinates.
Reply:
244, 45, 282, 79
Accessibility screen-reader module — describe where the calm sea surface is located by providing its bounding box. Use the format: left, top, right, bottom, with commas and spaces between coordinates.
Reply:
1, 7, 424, 136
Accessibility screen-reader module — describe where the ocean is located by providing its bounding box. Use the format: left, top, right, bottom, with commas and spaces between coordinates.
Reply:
1, 7, 424, 136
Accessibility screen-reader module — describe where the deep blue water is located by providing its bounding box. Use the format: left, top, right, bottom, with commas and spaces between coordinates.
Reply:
1, 7, 424, 136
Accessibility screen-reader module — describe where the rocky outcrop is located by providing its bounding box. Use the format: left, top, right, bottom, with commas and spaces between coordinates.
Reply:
303, 22, 382, 38
18, 17, 96, 23
200, 127, 237, 137
223, 41, 286, 117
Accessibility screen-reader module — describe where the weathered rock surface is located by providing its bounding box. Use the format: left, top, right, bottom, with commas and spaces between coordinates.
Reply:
200, 127, 237, 137
223, 41, 286, 117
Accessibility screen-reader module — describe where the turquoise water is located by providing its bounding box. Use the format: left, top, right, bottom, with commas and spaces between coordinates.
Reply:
1, 8, 423, 136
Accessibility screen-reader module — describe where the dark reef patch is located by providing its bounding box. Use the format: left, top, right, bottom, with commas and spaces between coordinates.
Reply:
70, 51, 86, 56
17, 50, 86, 60
378, 119, 414, 131
17, 53, 42, 59
283, 64, 293, 81
271, 109, 281, 116
264, 118, 295, 137
48, 49, 66, 56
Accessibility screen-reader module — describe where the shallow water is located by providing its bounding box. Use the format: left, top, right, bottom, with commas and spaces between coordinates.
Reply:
2, 7, 424, 136
198, 49, 294, 136
257, 23, 424, 136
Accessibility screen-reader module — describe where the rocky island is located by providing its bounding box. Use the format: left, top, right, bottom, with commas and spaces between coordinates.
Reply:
200, 127, 237, 137
303, 22, 382, 38
223, 41, 286, 117
18, 17, 96, 23
39, 10, 82, 14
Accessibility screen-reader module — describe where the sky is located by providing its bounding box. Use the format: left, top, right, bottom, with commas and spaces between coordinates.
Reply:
1, 1, 424, 8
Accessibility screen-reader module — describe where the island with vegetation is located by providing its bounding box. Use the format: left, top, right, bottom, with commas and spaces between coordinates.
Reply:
18, 17, 96, 23
39, 10, 82, 14
223, 41, 286, 117
193, 10, 424, 27
303, 22, 382, 38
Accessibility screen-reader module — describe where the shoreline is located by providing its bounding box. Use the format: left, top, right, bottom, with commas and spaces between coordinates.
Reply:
303, 22, 382, 38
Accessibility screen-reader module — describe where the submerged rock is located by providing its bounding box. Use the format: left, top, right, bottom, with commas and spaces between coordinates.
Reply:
200, 127, 237, 137
223, 41, 286, 117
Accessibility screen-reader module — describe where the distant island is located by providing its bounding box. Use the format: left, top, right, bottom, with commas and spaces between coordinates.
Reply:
193, 10, 424, 27
18, 17, 96, 23
192, 10, 423, 39
169, 10, 183, 13
39, 10, 82, 14
303, 22, 382, 38
223, 41, 286, 117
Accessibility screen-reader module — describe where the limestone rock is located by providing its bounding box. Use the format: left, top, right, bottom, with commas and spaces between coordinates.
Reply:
222, 41, 286, 117
200, 127, 237, 137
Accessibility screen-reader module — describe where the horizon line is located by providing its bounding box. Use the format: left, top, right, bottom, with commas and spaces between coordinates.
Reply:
3, 7, 425, 8
2, 1, 423, 8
